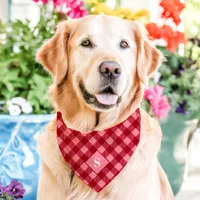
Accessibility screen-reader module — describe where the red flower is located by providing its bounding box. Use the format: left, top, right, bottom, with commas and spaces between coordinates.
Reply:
146, 23, 186, 52
146, 23, 162, 39
160, 0, 185, 25
161, 26, 186, 52
167, 31, 186, 52
161, 25, 174, 40
161, 25, 177, 52
175, 31, 187, 44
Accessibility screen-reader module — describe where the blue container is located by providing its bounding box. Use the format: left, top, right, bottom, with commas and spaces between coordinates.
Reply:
159, 112, 196, 195
0, 114, 53, 200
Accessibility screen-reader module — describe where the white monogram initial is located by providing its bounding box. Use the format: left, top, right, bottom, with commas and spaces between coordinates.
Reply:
94, 158, 101, 168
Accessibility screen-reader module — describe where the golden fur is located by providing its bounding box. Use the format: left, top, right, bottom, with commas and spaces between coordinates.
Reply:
36, 15, 174, 200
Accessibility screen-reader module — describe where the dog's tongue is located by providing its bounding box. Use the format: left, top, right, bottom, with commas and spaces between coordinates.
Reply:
95, 94, 118, 105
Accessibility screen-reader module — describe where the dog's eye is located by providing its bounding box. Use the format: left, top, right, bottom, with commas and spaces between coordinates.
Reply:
120, 40, 129, 49
81, 39, 93, 48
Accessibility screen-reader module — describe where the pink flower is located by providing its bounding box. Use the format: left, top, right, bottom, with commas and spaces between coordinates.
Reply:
53, 0, 65, 7
33, 0, 88, 18
53, 0, 88, 18
144, 85, 164, 100
144, 85, 171, 119
67, 5, 88, 18
33, 0, 48, 4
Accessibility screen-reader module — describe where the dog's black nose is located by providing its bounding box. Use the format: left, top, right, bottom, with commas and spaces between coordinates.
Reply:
99, 61, 121, 79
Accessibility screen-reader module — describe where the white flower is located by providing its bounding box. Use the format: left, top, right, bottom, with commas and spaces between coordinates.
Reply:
6, 27, 12, 32
13, 45, 20, 53
153, 71, 161, 83
6, 100, 13, 106
21, 102, 33, 114
7, 97, 33, 115
8, 104, 22, 116
11, 97, 27, 106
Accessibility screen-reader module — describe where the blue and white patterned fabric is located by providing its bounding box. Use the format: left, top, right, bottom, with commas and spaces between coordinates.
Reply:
0, 115, 53, 200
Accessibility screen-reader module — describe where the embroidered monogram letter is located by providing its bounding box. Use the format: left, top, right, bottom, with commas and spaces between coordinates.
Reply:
94, 158, 101, 167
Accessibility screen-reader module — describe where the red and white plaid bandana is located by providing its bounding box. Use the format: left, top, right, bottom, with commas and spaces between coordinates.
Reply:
57, 108, 141, 192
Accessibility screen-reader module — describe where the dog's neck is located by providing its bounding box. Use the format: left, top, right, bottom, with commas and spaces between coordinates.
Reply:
57, 103, 121, 133
52, 82, 143, 133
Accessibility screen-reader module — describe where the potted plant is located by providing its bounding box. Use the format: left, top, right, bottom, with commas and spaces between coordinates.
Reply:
0, 3, 60, 199
144, 0, 200, 194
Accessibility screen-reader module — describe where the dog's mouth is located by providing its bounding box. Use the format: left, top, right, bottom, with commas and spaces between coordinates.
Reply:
79, 82, 122, 109
95, 86, 118, 105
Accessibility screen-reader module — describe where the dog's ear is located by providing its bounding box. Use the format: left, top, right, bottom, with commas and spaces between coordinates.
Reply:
133, 21, 163, 85
36, 20, 76, 83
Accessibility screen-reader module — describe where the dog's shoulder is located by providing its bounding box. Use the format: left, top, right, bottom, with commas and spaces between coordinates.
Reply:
37, 118, 60, 165
138, 108, 162, 153
140, 108, 162, 137
37, 118, 56, 148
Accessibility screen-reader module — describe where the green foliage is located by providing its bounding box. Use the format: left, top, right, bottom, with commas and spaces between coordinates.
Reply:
185, 37, 200, 68
185, 0, 200, 38
1, 192, 15, 200
156, 44, 200, 120
0, 7, 61, 114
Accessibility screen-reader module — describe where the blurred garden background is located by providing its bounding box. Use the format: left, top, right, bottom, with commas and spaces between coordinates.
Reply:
0, 0, 200, 199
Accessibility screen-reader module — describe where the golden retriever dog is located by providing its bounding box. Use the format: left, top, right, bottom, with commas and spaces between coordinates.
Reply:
36, 15, 174, 200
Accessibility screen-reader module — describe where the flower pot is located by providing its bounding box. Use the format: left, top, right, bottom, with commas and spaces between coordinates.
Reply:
0, 114, 53, 200
175, 126, 200, 200
159, 112, 198, 195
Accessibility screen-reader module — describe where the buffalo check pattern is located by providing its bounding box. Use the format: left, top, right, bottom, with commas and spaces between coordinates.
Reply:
57, 108, 141, 192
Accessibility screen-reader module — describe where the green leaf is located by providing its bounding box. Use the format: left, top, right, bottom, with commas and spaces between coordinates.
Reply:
0, 11, 58, 113
169, 54, 179, 68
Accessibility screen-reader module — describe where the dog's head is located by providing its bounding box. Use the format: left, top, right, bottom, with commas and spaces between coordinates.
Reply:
37, 15, 162, 120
